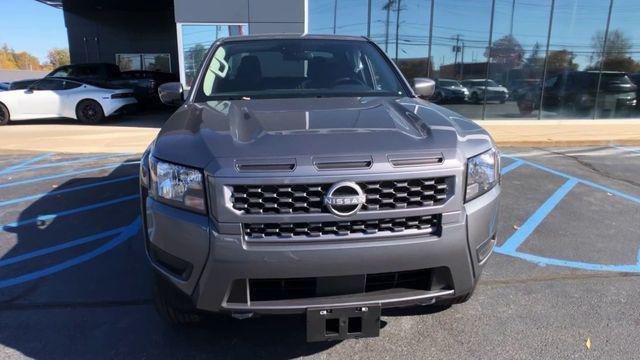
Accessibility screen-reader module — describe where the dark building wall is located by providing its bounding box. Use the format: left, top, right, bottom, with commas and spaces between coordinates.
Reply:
62, 3, 178, 74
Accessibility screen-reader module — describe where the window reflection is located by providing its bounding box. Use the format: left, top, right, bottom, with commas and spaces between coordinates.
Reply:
305, 0, 640, 120
181, 24, 248, 88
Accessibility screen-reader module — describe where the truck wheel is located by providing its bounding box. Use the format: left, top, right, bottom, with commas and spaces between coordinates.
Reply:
76, 100, 105, 124
0, 102, 9, 125
152, 272, 201, 326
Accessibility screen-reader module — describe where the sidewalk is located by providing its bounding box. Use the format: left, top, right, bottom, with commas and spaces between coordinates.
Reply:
0, 119, 639, 154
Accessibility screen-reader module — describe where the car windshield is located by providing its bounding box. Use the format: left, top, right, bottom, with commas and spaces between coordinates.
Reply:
195, 39, 407, 100
438, 80, 460, 87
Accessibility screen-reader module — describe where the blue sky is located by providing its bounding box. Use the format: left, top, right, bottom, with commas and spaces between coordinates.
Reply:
0, 0, 68, 63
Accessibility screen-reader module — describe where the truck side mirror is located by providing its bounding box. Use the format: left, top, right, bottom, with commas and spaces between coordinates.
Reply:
158, 82, 184, 106
413, 78, 436, 98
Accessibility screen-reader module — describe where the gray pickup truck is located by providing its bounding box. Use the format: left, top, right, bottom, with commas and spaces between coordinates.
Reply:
140, 34, 500, 341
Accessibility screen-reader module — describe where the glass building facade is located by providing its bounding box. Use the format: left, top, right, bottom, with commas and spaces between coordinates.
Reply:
308, 0, 640, 120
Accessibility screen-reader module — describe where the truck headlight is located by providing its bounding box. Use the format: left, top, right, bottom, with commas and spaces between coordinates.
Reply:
149, 157, 206, 214
465, 148, 499, 202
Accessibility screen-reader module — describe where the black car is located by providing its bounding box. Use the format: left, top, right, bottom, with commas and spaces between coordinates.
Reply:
539, 71, 637, 115
629, 72, 640, 109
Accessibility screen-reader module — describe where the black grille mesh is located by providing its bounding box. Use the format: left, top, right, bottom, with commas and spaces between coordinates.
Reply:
244, 214, 441, 239
231, 177, 450, 215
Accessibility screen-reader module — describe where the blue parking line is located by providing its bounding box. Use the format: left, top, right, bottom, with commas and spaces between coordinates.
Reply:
0, 217, 140, 289
500, 160, 524, 175
611, 144, 640, 155
0, 225, 128, 267
5, 153, 136, 174
495, 249, 640, 273
1, 194, 139, 231
497, 178, 578, 253
0, 174, 139, 207
0, 153, 55, 175
0, 162, 140, 189
502, 154, 640, 205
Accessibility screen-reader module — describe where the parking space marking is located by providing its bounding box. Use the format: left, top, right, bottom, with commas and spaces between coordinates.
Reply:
501, 154, 640, 205
7, 153, 135, 174
0, 153, 55, 175
0, 225, 128, 267
497, 178, 578, 253
1, 194, 139, 231
0, 217, 140, 289
500, 159, 524, 175
0, 162, 140, 189
611, 144, 640, 155
0, 174, 139, 207
497, 153, 640, 272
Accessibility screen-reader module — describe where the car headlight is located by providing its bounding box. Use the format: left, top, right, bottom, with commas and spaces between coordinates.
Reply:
465, 148, 499, 202
149, 157, 206, 214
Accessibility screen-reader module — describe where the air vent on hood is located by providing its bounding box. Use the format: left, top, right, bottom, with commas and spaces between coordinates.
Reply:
313, 156, 373, 170
387, 153, 444, 167
235, 158, 296, 172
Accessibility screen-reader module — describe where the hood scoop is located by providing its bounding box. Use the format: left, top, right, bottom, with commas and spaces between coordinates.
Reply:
313, 155, 373, 171
235, 158, 296, 172
387, 153, 444, 167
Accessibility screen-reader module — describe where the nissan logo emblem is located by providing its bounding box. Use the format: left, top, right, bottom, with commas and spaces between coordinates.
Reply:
324, 181, 366, 217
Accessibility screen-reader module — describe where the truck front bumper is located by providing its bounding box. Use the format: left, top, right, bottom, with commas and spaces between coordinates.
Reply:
142, 185, 500, 315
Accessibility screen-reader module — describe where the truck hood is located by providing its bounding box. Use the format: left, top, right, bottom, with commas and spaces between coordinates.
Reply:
152, 96, 493, 169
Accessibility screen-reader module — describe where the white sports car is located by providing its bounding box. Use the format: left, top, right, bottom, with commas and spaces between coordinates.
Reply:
0, 77, 137, 125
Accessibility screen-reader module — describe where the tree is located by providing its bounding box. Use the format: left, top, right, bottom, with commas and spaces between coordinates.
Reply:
590, 29, 639, 72
546, 50, 578, 73
47, 48, 70, 68
0, 44, 18, 69
526, 42, 542, 67
486, 35, 524, 68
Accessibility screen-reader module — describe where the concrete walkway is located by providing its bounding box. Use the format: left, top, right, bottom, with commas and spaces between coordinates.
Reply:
0, 119, 639, 153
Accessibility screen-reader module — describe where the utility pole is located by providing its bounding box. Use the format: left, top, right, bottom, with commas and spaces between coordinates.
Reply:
460, 42, 465, 80
383, 0, 394, 52
333, 0, 338, 34
394, 0, 402, 61
509, 0, 516, 36
453, 34, 461, 78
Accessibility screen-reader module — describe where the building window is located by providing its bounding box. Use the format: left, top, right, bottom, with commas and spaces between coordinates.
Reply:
177, 23, 249, 88
115, 53, 172, 73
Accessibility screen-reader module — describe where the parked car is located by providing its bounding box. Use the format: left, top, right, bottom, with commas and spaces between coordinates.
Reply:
430, 78, 469, 103
534, 71, 636, 115
140, 34, 500, 341
462, 79, 509, 103
0, 82, 9, 91
0, 77, 137, 125
47, 63, 176, 105
628, 72, 640, 109
120, 70, 179, 106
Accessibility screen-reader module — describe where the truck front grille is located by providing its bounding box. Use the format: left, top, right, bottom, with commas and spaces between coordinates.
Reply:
231, 177, 451, 215
243, 214, 441, 240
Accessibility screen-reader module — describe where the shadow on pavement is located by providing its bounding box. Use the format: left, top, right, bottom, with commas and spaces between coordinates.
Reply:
5, 107, 173, 129
0, 159, 336, 358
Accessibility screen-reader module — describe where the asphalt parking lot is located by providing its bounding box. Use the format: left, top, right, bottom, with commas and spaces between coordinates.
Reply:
0, 146, 639, 359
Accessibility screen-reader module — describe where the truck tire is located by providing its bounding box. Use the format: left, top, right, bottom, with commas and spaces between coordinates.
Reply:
0, 102, 9, 125
152, 272, 201, 326
76, 99, 105, 124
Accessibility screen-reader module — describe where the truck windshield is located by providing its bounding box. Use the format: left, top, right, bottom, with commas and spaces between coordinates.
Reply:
195, 39, 407, 101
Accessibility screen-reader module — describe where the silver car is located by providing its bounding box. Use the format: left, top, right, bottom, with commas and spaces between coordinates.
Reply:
140, 34, 500, 341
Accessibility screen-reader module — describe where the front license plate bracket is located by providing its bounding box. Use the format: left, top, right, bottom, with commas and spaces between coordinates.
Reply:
306, 305, 381, 342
